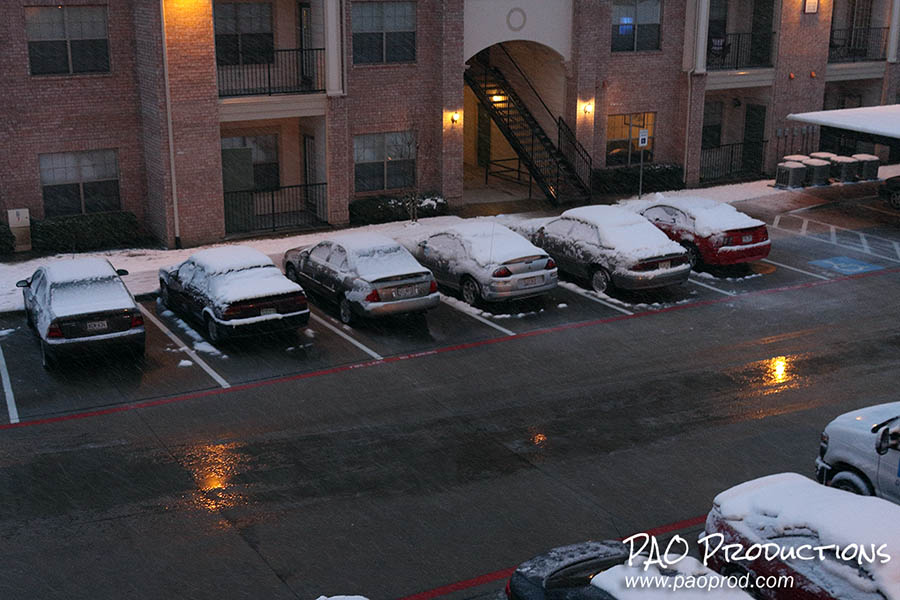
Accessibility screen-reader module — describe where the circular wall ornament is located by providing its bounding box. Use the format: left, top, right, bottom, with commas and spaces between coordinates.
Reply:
506, 7, 526, 32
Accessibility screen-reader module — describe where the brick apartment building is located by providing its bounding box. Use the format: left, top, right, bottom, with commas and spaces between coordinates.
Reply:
1, 0, 899, 248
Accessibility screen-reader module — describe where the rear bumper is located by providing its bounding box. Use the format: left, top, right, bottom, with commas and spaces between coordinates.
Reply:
45, 327, 145, 354
356, 293, 440, 317
212, 309, 310, 336
482, 271, 558, 302
613, 265, 691, 290
707, 240, 771, 265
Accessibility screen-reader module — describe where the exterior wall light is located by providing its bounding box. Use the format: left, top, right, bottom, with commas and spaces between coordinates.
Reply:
491, 94, 504, 102
451, 112, 460, 124
583, 103, 594, 115
803, 0, 818, 13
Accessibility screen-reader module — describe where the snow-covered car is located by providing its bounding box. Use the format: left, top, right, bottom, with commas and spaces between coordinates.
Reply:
704, 473, 900, 600
16, 258, 145, 368
159, 246, 309, 342
510, 206, 690, 293
591, 555, 752, 599
282, 232, 440, 325
878, 176, 900, 210
626, 195, 770, 268
815, 402, 900, 503
403, 221, 558, 305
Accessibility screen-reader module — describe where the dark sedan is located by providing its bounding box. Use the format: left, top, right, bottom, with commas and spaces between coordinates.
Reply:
505, 541, 628, 600
878, 176, 900, 209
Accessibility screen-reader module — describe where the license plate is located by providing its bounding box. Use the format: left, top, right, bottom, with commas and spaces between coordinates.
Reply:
521, 276, 541, 288
659, 261, 671, 270
261, 307, 276, 316
395, 285, 417, 299
742, 235, 753, 243
86, 320, 107, 332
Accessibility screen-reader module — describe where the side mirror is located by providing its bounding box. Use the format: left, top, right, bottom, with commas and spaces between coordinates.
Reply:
116, 269, 129, 276
15, 280, 29, 288
877, 427, 891, 456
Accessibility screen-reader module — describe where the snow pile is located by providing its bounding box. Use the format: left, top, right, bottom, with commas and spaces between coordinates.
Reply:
591, 555, 752, 598
562, 206, 685, 262
712, 473, 900, 600
177, 359, 193, 368
44, 257, 120, 284
329, 232, 429, 281
50, 278, 137, 318
622, 195, 764, 236
157, 305, 223, 356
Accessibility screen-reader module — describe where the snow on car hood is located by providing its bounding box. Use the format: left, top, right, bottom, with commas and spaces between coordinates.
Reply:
207, 265, 302, 307
591, 555, 752, 599
828, 401, 900, 434
50, 278, 137, 318
623, 194, 765, 236
712, 473, 900, 600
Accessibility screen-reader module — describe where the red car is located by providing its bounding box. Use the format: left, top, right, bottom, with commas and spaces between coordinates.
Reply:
631, 196, 770, 268
704, 473, 900, 600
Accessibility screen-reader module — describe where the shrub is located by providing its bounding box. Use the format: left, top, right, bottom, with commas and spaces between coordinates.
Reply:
349, 193, 448, 226
31, 211, 146, 253
0, 222, 14, 254
592, 163, 685, 196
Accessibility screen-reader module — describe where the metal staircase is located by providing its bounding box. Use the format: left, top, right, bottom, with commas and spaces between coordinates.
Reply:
464, 53, 592, 206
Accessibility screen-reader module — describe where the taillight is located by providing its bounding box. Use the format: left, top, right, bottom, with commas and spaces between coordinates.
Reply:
632, 262, 651, 272
505, 579, 511, 598
493, 266, 512, 277
546, 258, 556, 270
223, 305, 243, 319
429, 279, 437, 293
365, 289, 380, 303
47, 322, 63, 339
130, 314, 144, 328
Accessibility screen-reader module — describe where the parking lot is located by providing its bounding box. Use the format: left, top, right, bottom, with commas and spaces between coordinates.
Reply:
2, 189, 900, 600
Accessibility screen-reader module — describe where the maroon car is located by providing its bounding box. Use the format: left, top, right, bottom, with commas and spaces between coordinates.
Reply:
704, 473, 899, 600
630, 196, 770, 268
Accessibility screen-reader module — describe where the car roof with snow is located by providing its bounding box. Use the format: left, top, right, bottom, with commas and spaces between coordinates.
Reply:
327, 232, 405, 254
623, 194, 764, 235
712, 473, 900, 599
562, 205, 648, 229
44, 257, 119, 285
188, 246, 275, 274
436, 220, 546, 265
561, 205, 685, 259
326, 232, 428, 280
591, 555, 752, 599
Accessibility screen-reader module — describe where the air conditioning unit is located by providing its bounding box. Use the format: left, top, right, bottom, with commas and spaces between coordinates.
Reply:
7, 209, 31, 252
810, 151, 838, 161
802, 158, 831, 186
852, 153, 880, 180
830, 156, 859, 182
783, 154, 809, 163
775, 161, 807, 189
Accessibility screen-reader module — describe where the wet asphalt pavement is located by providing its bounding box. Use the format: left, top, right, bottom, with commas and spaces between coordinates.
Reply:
1, 186, 900, 600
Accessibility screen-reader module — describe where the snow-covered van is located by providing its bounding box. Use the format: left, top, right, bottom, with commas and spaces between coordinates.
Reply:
816, 402, 900, 504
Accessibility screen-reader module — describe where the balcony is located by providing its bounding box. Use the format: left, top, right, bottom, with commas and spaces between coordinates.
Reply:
217, 48, 325, 97
700, 141, 768, 184
224, 183, 328, 235
707, 32, 774, 71
828, 28, 889, 63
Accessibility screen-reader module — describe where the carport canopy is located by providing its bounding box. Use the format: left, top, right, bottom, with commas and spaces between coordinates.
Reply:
787, 105, 900, 147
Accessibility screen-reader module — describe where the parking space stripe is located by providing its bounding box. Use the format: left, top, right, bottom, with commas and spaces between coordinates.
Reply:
770, 225, 900, 263
138, 306, 231, 389
761, 258, 831, 281
688, 278, 735, 296
0, 344, 18, 424
441, 302, 517, 336
559, 283, 635, 315
310, 314, 384, 360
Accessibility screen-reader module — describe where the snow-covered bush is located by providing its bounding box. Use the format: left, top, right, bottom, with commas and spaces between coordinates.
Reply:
349, 193, 448, 225
31, 211, 149, 253
0, 221, 14, 254
593, 163, 685, 196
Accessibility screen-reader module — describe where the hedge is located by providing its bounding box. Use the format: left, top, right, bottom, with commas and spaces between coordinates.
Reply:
0, 222, 14, 254
31, 211, 146, 253
592, 163, 685, 196
349, 194, 448, 226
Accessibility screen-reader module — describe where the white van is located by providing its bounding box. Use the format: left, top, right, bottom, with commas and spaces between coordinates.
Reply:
816, 401, 900, 503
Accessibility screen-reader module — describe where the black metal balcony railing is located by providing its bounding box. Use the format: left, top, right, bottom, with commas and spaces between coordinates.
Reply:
828, 27, 890, 63
224, 183, 328, 235
700, 141, 768, 183
217, 48, 325, 97
707, 32, 774, 71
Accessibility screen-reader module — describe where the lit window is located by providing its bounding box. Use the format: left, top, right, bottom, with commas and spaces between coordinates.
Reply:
606, 113, 656, 167
25, 6, 109, 75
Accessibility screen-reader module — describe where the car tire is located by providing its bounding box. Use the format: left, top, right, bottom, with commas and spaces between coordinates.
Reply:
890, 191, 900, 210
338, 296, 354, 325
830, 470, 873, 496
159, 281, 171, 309
40, 341, 54, 370
285, 263, 298, 283
682, 243, 702, 269
590, 267, 611, 294
206, 316, 224, 344
461, 277, 481, 306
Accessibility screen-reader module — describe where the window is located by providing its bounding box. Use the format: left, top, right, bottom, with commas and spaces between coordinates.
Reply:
39, 150, 120, 218
221, 135, 279, 190
214, 3, 274, 65
25, 6, 109, 75
702, 101, 723, 149
351, 2, 416, 64
353, 131, 416, 192
606, 113, 655, 167
611, 0, 660, 52
544, 218, 574, 239
569, 221, 599, 245
309, 243, 332, 263
327, 246, 349, 271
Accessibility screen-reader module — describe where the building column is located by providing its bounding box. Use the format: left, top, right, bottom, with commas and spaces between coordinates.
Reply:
683, 73, 707, 187
441, 0, 464, 206
324, 0, 344, 96
694, 0, 710, 73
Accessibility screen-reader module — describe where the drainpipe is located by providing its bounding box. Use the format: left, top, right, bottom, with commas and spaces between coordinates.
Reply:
160, 0, 182, 249
889, 0, 900, 63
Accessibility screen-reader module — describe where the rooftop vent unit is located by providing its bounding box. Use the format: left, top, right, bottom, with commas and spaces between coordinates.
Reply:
802, 159, 831, 186
830, 156, 859, 182
775, 161, 807, 189
852, 154, 880, 180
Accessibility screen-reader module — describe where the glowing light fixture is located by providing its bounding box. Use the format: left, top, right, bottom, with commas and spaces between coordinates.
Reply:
803, 0, 818, 14
583, 103, 594, 115
450, 112, 460, 124
491, 94, 504, 103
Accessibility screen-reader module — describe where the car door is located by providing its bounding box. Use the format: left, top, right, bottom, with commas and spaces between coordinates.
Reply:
169, 260, 196, 312
23, 268, 45, 319
538, 218, 576, 274
28, 270, 50, 333
181, 263, 209, 319
567, 220, 602, 279
301, 242, 332, 295
878, 437, 900, 503
418, 234, 460, 288
323, 244, 350, 302
642, 206, 679, 241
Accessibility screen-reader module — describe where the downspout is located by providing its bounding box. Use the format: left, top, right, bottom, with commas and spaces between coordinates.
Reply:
160, 0, 182, 249
889, 0, 900, 63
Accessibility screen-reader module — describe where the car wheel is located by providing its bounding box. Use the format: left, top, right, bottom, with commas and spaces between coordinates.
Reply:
159, 281, 171, 309
40, 341, 54, 370
461, 277, 481, 306
338, 296, 354, 325
285, 263, 298, 283
206, 316, 224, 344
890, 191, 900, 210
830, 470, 873, 495
682, 243, 702, 269
590, 268, 611, 294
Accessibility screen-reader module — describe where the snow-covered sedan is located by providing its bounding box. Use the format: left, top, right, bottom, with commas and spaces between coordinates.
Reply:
704, 473, 900, 600
159, 246, 309, 342
17, 258, 145, 368
511, 206, 690, 294
402, 221, 558, 305
283, 232, 440, 325
627, 195, 770, 268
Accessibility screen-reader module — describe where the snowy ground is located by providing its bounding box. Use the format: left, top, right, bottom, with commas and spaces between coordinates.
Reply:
3, 166, 898, 313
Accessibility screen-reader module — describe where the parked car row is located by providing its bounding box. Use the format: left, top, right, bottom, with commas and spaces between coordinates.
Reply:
504, 402, 900, 600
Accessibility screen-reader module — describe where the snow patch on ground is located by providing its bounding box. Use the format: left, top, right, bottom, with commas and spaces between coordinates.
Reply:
303, 328, 315, 338
0, 328, 16, 338
177, 359, 193, 368
557, 303, 568, 308
157, 304, 222, 356
439, 293, 541, 319
692, 270, 762, 282
557, 280, 692, 311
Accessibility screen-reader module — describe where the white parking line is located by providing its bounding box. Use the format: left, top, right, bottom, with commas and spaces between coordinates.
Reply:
770, 225, 900, 263
440, 301, 518, 336
762, 258, 831, 281
310, 314, 384, 360
558, 283, 635, 316
688, 278, 735, 296
138, 306, 231, 389
0, 344, 18, 424
858, 203, 900, 218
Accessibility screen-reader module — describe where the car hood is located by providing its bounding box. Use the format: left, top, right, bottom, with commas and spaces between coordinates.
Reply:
826, 401, 900, 437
